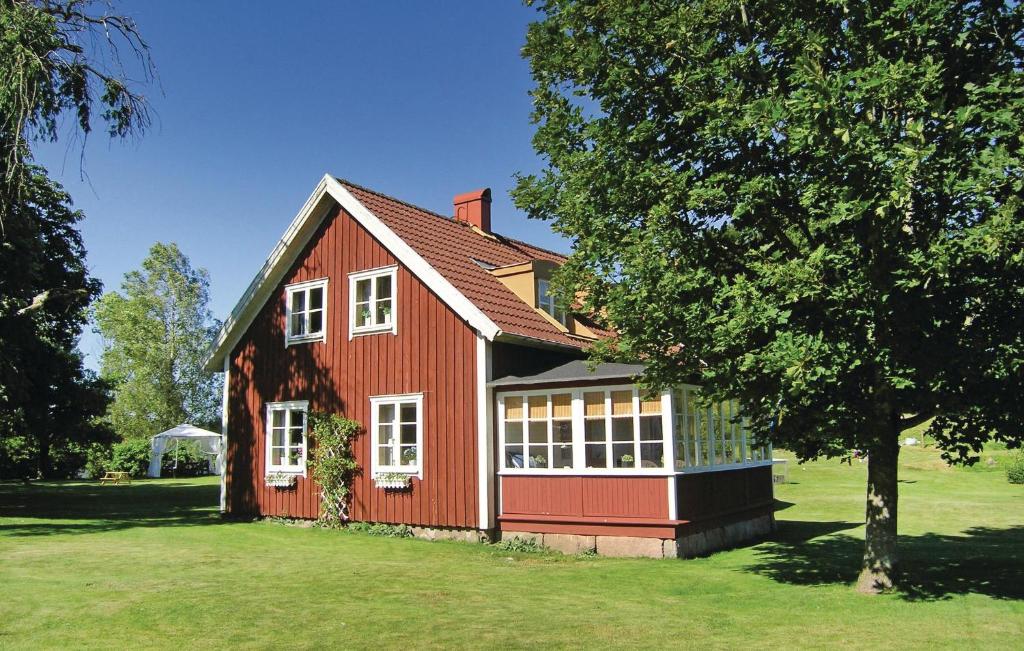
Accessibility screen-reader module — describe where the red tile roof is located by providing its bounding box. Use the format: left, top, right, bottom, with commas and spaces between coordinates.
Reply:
339, 179, 608, 350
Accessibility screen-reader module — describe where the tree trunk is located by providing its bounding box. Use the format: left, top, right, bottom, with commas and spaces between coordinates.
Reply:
856, 435, 900, 593
36, 433, 52, 480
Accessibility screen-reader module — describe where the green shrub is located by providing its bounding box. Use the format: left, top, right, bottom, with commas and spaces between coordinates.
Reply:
346, 521, 414, 538
160, 440, 210, 477
493, 536, 546, 553
1007, 452, 1024, 485
84, 444, 113, 479
108, 439, 151, 478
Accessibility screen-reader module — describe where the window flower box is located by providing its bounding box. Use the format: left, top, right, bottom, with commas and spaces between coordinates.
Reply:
266, 472, 298, 489
374, 472, 412, 490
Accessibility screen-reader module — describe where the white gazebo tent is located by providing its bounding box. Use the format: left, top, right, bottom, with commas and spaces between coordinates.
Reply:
148, 424, 223, 478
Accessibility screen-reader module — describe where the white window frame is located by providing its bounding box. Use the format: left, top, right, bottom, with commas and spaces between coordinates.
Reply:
265, 400, 309, 475
497, 385, 674, 476
370, 393, 424, 478
536, 277, 567, 325
497, 384, 774, 476
669, 386, 773, 474
284, 279, 328, 346
349, 265, 398, 338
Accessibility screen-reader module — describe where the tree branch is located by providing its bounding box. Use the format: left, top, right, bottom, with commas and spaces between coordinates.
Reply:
899, 410, 935, 432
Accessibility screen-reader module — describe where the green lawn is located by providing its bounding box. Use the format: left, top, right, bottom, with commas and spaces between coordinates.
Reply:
2, 447, 1022, 650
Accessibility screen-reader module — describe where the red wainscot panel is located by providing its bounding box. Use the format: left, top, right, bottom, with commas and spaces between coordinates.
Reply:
675, 465, 775, 535
498, 475, 677, 539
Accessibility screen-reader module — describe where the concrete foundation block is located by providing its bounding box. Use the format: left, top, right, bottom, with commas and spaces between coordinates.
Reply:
544, 533, 597, 555
596, 535, 665, 558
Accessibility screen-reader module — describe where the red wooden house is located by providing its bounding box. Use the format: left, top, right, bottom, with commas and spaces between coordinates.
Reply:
205, 175, 774, 557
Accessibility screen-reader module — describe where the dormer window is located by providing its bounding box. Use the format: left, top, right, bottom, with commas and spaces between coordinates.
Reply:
349, 266, 398, 338
537, 278, 567, 325
285, 279, 328, 345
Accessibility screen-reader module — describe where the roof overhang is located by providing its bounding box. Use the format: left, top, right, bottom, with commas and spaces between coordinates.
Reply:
203, 174, 502, 372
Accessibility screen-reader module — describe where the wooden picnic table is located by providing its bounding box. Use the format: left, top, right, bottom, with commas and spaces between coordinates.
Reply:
100, 471, 132, 485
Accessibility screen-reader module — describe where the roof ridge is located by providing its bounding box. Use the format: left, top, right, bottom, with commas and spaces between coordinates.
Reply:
336, 177, 569, 261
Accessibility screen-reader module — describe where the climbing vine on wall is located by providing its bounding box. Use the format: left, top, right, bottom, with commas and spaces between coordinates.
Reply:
307, 412, 362, 527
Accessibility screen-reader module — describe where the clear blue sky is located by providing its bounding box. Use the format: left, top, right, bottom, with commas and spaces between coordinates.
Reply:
33, 1, 562, 368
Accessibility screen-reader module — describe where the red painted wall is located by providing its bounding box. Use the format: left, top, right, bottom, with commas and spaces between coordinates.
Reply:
500, 476, 670, 520
226, 202, 480, 528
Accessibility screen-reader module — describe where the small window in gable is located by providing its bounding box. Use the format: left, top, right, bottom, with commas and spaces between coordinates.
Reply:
349, 266, 397, 337
537, 277, 567, 325
286, 279, 328, 345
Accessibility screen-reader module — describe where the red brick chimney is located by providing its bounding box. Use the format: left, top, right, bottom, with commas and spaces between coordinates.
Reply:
453, 188, 491, 233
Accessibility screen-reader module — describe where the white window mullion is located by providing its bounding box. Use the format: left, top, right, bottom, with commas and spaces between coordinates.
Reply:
661, 391, 674, 471
631, 389, 641, 469
571, 390, 585, 470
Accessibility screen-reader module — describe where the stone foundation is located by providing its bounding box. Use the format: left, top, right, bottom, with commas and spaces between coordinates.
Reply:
498, 512, 775, 559
410, 525, 490, 543
674, 513, 775, 558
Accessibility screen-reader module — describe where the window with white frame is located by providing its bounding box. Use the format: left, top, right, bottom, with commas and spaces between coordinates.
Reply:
266, 401, 308, 473
350, 266, 397, 337
503, 394, 573, 469
536, 278, 567, 325
501, 387, 670, 472
672, 387, 767, 470
285, 279, 327, 344
370, 394, 422, 476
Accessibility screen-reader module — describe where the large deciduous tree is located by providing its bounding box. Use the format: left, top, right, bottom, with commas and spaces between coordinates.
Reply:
514, 0, 1024, 592
1, 1, 152, 474
94, 243, 222, 440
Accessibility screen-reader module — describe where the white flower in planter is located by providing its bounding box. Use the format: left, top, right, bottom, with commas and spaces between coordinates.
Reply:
265, 472, 297, 488
374, 472, 412, 490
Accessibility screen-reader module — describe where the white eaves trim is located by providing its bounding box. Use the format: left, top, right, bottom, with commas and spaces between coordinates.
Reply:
203, 174, 502, 371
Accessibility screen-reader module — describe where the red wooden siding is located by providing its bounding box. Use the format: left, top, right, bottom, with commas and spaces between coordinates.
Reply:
675, 466, 773, 523
226, 202, 479, 528
500, 476, 669, 520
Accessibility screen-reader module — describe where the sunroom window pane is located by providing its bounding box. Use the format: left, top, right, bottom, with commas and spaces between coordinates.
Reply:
527, 446, 548, 468
585, 444, 607, 468
552, 420, 572, 443
505, 396, 524, 420
612, 443, 634, 468
528, 421, 547, 444
583, 392, 605, 416
611, 391, 633, 415
505, 445, 524, 468
505, 421, 523, 444
611, 418, 632, 442
584, 419, 606, 442
552, 443, 573, 468
551, 393, 571, 418
528, 395, 547, 419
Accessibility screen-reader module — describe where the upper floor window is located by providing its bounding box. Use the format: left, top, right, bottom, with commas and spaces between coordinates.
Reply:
370, 393, 423, 477
285, 279, 328, 345
537, 278, 567, 325
349, 266, 398, 338
266, 401, 308, 473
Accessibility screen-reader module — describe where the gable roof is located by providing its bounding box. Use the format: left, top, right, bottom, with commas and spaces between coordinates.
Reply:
204, 174, 604, 372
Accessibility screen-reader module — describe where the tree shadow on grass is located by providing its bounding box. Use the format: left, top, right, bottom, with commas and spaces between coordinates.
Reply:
749, 520, 1024, 601
0, 479, 225, 537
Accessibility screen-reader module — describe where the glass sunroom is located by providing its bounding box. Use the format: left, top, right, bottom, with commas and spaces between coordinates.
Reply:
489, 361, 775, 545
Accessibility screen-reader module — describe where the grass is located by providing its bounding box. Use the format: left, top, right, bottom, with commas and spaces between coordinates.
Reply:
1, 446, 1022, 650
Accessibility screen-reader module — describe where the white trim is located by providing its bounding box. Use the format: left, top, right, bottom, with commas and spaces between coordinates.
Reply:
369, 393, 424, 479
667, 476, 677, 520
674, 460, 774, 475
497, 384, 672, 476
284, 277, 329, 346
348, 265, 398, 339
476, 333, 494, 530
264, 400, 309, 475
219, 356, 229, 513
204, 174, 502, 371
